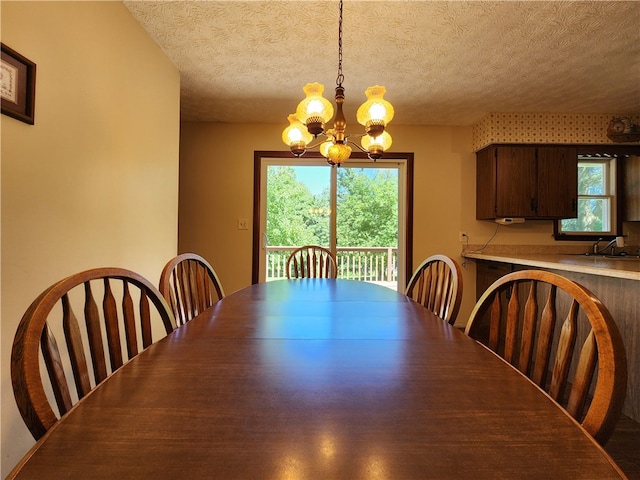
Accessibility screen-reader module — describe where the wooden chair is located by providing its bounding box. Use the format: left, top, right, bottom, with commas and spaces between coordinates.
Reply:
159, 253, 225, 326
405, 254, 463, 325
464, 269, 627, 445
11, 267, 176, 440
286, 245, 337, 279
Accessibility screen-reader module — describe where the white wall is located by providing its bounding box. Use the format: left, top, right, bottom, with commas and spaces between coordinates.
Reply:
1, 2, 180, 476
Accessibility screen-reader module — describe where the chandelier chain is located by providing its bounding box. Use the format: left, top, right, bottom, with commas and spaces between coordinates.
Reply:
336, 0, 344, 87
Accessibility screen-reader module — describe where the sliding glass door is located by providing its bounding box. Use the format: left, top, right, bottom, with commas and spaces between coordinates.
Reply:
253, 152, 412, 292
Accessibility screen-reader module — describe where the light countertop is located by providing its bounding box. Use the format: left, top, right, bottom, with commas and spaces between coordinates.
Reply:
462, 251, 640, 281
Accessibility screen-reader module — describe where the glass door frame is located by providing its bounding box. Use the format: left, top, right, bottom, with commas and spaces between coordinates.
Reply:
252, 151, 414, 290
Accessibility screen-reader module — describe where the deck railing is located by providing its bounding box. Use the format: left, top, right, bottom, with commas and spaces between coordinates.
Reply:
266, 246, 398, 286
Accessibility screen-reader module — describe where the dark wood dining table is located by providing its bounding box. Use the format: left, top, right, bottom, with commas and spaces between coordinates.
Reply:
9, 279, 625, 479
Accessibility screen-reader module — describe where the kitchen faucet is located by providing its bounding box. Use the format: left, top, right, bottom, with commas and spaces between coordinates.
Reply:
593, 238, 618, 255
591, 238, 603, 254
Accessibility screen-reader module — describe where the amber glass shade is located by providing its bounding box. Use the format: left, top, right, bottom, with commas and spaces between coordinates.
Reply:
282, 114, 311, 145
361, 131, 392, 152
356, 85, 394, 129
327, 143, 352, 165
282, 114, 313, 155
319, 140, 334, 159
295, 83, 334, 126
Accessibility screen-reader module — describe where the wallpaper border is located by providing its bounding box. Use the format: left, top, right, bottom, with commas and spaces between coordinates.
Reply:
472, 113, 640, 151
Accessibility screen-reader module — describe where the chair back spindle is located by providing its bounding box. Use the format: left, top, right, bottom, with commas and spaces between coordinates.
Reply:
465, 270, 627, 445
286, 246, 337, 279
159, 253, 225, 326
11, 268, 175, 440
405, 254, 463, 325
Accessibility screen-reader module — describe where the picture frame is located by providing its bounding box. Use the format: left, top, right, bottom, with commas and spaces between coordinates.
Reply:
1, 43, 36, 125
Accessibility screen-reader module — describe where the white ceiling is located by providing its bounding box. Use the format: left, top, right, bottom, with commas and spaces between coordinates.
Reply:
123, 0, 640, 126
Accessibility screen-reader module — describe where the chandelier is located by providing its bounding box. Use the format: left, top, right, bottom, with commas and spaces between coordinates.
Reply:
281, 0, 394, 166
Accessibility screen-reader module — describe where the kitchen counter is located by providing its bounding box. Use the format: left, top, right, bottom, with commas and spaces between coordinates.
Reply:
462, 251, 640, 281
463, 248, 640, 422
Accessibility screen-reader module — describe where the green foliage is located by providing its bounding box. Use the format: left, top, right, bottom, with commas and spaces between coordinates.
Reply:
266, 166, 320, 246
562, 162, 606, 232
266, 165, 398, 247
337, 168, 398, 247
577, 164, 605, 195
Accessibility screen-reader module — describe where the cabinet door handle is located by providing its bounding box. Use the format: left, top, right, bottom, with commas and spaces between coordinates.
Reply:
572, 198, 577, 212
530, 198, 537, 213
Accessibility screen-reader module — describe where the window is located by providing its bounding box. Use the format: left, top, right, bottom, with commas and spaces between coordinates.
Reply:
554, 154, 620, 240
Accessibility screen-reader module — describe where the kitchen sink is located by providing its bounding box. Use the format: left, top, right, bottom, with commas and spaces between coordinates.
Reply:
571, 253, 640, 260
601, 255, 640, 260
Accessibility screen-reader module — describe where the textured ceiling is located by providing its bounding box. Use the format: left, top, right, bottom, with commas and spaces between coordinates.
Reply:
123, 0, 640, 126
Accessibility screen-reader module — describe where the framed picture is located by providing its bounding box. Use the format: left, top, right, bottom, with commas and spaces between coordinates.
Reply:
1, 43, 36, 125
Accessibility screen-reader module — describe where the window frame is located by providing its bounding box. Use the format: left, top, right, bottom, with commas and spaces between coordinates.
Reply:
554, 148, 627, 241
251, 151, 415, 287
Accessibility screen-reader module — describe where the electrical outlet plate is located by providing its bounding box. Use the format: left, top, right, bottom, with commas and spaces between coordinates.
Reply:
459, 232, 468, 242
237, 218, 249, 230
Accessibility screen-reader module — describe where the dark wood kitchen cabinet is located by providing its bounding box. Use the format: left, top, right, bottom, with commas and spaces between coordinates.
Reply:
625, 154, 640, 221
475, 260, 513, 299
476, 144, 577, 220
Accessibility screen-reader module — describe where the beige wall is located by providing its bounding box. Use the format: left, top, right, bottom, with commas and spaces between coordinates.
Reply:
178, 122, 592, 331
1, 2, 180, 476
